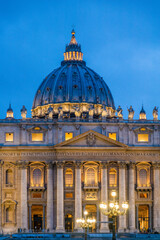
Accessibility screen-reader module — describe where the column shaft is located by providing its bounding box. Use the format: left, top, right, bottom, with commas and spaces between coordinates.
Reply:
0, 162, 3, 233
56, 163, 64, 232
43, 205, 45, 230
118, 163, 126, 232
129, 163, 135, 231
29, 206, 32, 230
47, 164, 53, 231
100, 165, 109, 232
153, 164, 160, 231
21, 166, 28, 229
74, 163, 82, 231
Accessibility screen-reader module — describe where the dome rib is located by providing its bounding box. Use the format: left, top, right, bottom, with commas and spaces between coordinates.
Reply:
76, 64, 87, 102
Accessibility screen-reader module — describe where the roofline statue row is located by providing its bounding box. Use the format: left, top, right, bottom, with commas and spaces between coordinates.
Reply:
5, 104, 159, 121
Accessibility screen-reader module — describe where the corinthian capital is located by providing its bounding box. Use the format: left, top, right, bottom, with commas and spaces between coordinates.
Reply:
0, 160, 4, 167
75, 161, 82, 169
16, 160, 28, 169
56, 161, 64, 168
129, 161, 136, 169
152, 162, 160, 169
46, 161, 53, 169
118, 161, 127, 169
101, 162, 109, 169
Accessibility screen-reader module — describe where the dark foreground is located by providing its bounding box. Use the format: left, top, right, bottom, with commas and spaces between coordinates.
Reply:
1, 233, 160, 240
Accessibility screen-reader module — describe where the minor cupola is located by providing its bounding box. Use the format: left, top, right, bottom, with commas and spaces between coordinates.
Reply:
63, 29, 83, 61
139, 105, 146, 120
6, 104, 13, 118
21, 105, 27, 119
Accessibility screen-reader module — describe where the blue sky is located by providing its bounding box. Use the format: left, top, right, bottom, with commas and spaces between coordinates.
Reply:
0, 0, 160, 119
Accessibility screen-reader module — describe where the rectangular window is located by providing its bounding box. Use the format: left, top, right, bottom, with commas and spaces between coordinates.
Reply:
65, 132, 73, 141
31, 133, 43, 142
65, 193, 73, 198
138, 134, 149, 142
5, 133, 13, 142
109, 133, 116, 141
140, 193, 148, 199
32, 193, 42, 198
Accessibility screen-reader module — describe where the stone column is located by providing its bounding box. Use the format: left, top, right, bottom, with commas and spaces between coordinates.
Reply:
136, 205, 139, 230
47, 163, 53, 231
43, 205, 46, 230
118, 162, 127, 232
153, 163, 160, 231
74, 162, 82, 231
0, 161, 3, 233
149, 205, 152, 229
56, 162, 64, 232
21, 162, 28, 230
100, 163, 109, 232
29, 205, 32, 231
128, 162, 136, 231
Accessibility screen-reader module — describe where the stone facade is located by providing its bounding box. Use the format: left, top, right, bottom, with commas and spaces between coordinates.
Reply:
0, 123, 160, 233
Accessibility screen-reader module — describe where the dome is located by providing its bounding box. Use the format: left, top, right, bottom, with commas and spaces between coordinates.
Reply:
32, 30, 115, 119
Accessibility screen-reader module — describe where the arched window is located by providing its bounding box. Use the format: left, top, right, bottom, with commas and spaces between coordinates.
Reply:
65, 169, 73, 187
86, 168, 95, 186
33, 168, 42, 186
109, 169, 117, 187
6, 169, 13, 185
6, 207, 13, 222
139, 169, 147, 186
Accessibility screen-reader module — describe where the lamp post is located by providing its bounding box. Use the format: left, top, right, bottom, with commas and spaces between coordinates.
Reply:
76, 210, 96, 240
99, 190, 129, 240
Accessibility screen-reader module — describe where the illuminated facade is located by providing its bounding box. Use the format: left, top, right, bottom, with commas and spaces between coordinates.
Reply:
0, 30, 160, 234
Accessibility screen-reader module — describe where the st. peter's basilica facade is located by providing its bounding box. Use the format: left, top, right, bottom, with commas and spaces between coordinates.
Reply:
0, 30, 160, 234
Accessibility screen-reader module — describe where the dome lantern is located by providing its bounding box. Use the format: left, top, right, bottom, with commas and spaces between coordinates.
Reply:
63, 29, 83, 62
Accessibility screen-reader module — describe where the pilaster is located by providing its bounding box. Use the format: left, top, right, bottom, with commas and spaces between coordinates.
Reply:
19, 161, 28, 230
153, 162, 160, 231
0, 161, 3, 233
129, 162, 136, 231
46, 162, 54, 231
100, 162, 109, 233
74, 161, 83, 232
56, 162, 65, 232
118, 162, 127, 232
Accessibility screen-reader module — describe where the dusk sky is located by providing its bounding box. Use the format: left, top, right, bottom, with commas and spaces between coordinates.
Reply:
0, 0, 160, 119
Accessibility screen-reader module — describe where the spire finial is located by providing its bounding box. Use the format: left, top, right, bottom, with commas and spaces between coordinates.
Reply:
69, 29, 77, 45
71, 28, 75, 36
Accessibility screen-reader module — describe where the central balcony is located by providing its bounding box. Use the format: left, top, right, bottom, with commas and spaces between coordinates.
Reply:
83, 182, 99, 190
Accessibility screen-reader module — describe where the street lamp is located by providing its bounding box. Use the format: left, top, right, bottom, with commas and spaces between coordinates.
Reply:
76, 211, 96, 240
99, 191, 129, 240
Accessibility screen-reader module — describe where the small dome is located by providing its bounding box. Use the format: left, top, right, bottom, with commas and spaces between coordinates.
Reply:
6, 104, 13, 118
32, 30, 115, 118
139, 106, 146, 120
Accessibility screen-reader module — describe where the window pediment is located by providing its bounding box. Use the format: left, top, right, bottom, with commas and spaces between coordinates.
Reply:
27, 126, 48, 132
133, 127, 153, 133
